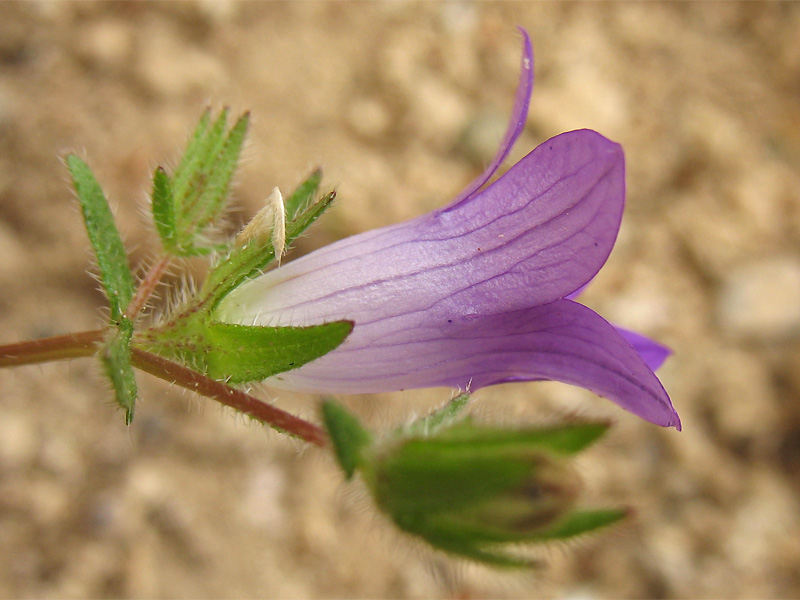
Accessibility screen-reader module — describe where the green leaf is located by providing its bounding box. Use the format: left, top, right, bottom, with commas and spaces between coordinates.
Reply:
321, 400, 373, 479
170, 108, 213, 204
151, 166, 176, 250
100, 318, 138, 424
66, 154, 135, 321
179, 111, 249, 249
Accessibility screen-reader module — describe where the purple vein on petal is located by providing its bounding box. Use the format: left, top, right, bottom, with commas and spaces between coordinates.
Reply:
220, 130, 625, 332
215, 26, 679, 429
265, 300, 680, 429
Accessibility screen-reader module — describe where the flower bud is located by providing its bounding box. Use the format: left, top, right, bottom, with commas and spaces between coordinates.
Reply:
236, 187, 285, 259
363, 424, 580, 560
322, 399, 627, 567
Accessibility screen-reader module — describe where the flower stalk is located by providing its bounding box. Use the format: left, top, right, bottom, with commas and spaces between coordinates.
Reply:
0, 330, 104, 366
0, 331, 328, 446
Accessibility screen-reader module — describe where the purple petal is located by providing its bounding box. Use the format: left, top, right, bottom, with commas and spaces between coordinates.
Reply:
449, 27, 534, 208
565, 287, 671, 371
264, 299, 680, 430
565, 283, 589, 301
615, 327, 672, 371
220, 129, 625, 331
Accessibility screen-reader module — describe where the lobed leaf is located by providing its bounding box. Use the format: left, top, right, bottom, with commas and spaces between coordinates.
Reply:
158, 109, 250, 257
66, 154, 135, 322
151, 166, 176, 250
170, 108, 214, 210
177, 111, 249, 252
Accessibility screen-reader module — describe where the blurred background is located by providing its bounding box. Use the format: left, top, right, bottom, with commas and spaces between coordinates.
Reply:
1, 2, 799, 598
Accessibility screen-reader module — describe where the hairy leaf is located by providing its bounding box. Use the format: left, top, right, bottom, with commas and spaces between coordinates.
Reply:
66, 154, 135, 321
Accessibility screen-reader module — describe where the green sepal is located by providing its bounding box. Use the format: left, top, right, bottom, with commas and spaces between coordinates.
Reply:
321, 399, 373, 479
66, 154, 136, 322
100, 317, 138, 425
371, 420, 609, 516
372, 435, 542, 515
161, 109, 250, 256
360, 416, 621, 568
283, 177, 333, 249
417, 532, 537, 568
400, 509, 628, 568
518, 507, 629, 541
201, 186, 335, 310
201, 320, 353, 383
401, 500, 626, 548
284, 168, 322, 221
401, 393, 470, 437
431, 419, 612, 455
138, 318, 353, 384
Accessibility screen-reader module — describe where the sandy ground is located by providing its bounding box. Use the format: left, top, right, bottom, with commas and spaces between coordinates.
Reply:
1, 2, 800, 598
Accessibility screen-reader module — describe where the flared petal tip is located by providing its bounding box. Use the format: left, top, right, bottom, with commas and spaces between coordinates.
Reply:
666, 409, 682, 431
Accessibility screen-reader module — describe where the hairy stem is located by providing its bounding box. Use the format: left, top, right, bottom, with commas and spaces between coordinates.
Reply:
130, 348, 327, 447
0, 330, 105, 367
127, 255, 172, 318
0, 329, 328, 447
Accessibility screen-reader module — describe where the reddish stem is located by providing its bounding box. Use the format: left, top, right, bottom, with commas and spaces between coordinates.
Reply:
0, 330, 105, 366
131, 348, 327, 446
127, 255, 172, 318
0, 330, 328, 448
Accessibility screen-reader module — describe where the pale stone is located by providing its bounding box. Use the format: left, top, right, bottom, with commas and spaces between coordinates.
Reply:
717, 256, 800, 341
347, 96, 391, 139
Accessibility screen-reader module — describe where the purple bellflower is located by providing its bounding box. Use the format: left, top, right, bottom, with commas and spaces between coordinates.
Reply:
218, 29, 680, 430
